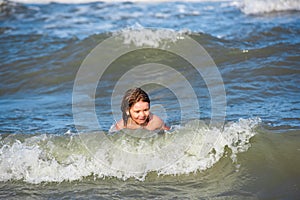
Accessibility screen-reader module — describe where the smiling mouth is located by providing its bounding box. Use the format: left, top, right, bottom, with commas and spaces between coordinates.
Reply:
136, 118, 148, 124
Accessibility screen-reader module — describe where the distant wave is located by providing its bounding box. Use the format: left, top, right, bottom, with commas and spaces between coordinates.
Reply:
236, 0, 300, 14
114, 25, 190, 48
6, 0, 300, 15
7, 0, 233, 4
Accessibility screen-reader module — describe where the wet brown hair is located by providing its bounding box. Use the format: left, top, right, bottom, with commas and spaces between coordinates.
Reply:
121, 87, 150, 127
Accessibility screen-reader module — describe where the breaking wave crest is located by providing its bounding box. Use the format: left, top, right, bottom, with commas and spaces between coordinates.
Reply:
237, 0, 300, 15
0, 118, 260, 184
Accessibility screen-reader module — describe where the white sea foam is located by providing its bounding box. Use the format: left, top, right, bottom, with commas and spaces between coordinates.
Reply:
235, 0, 300, 14
115, 24, 189, 48
10, 0, 233, 4
7, 0, 300, 15
0, 118, 260, 183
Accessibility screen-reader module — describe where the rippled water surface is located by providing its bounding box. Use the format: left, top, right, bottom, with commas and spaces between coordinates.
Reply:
0, 0, 300, 199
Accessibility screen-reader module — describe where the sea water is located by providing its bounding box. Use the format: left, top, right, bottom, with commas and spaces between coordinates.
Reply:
0, 0, 300, 199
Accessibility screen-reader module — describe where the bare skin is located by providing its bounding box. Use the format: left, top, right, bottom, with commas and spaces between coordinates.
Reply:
115, 100, 170, 131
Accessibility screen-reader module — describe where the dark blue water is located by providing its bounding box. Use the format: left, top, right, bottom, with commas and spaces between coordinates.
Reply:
1, 0, 299, 134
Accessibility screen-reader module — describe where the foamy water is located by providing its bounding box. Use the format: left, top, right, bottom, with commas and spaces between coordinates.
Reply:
8, 0, 300, 14
0, 118, 260, 184
0, 0, 299, 198
239, 0, 300, 14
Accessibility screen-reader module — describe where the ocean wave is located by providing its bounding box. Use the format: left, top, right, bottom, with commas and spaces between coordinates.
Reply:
0, 118, 260, 184
237, 0, 300, 15
9, 0, 233, 4
114, 24, 190, 48
7, 0, 300, 15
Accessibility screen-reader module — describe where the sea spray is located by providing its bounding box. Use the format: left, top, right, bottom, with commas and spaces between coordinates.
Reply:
236, 0, 300, 14
114, 24, 189, 48
158, 118, 260, 175
0, 118, 260, 184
